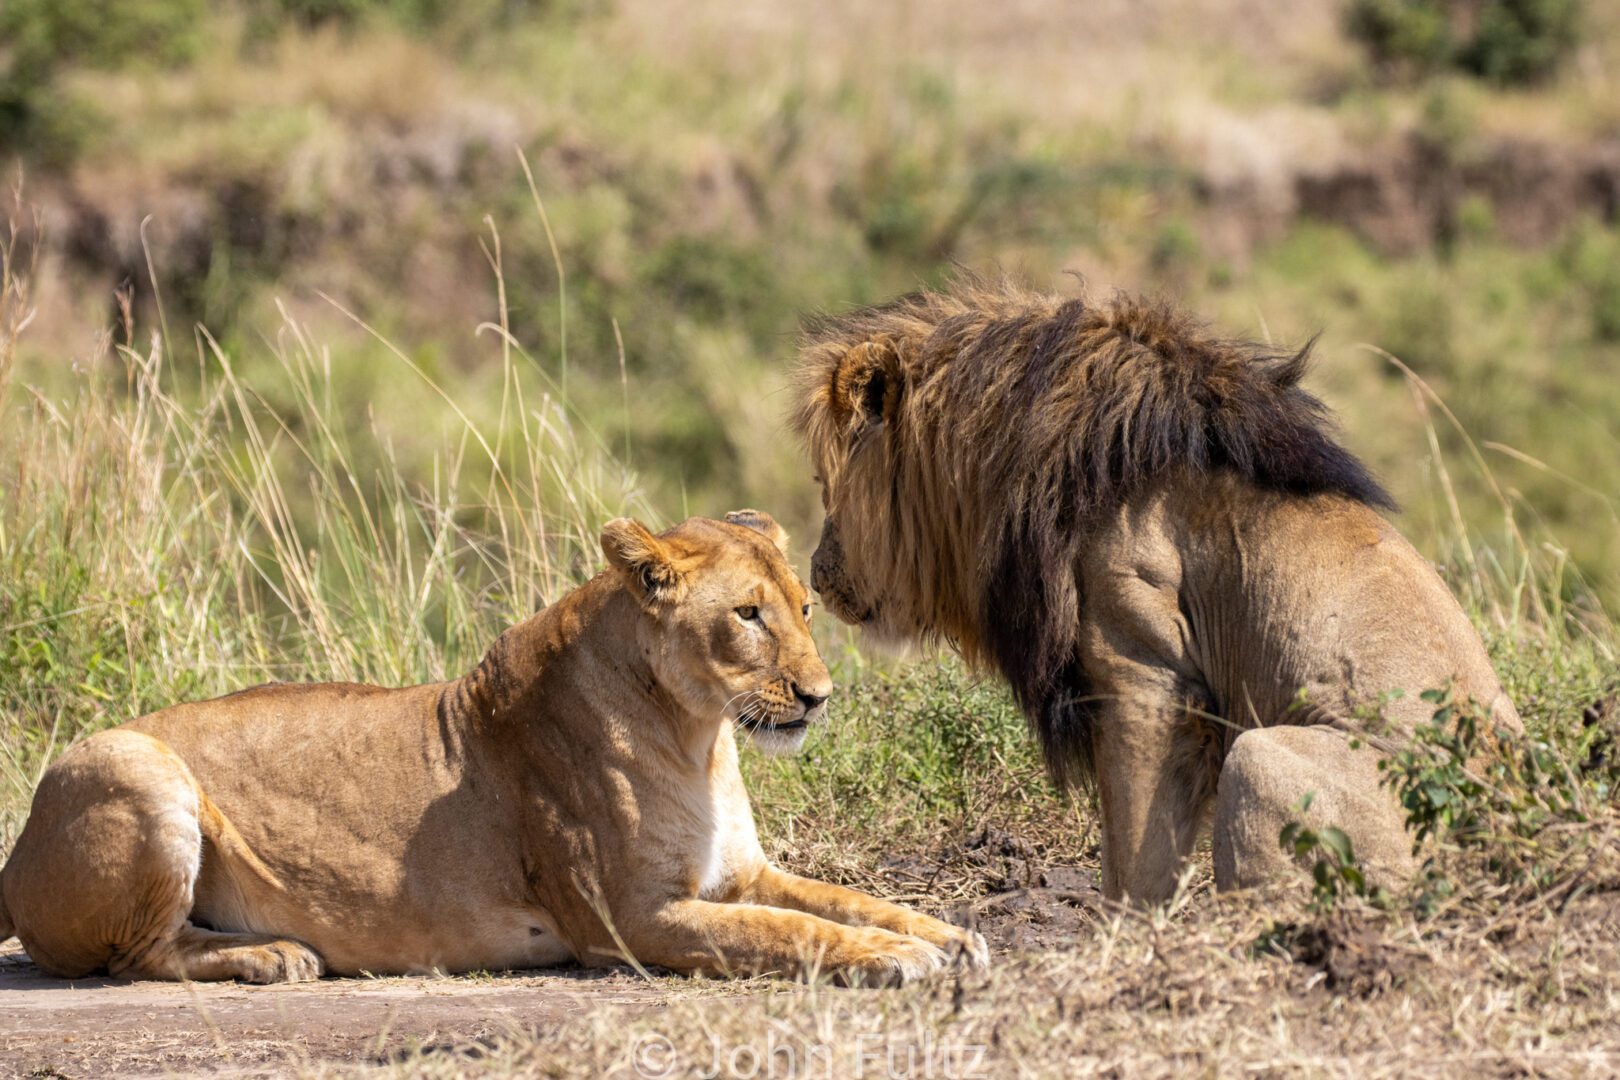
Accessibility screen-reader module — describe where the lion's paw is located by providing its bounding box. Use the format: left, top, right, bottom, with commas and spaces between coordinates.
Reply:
943, 927, 990, 971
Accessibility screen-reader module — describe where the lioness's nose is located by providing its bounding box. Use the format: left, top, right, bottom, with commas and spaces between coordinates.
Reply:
793, 684, 829, 711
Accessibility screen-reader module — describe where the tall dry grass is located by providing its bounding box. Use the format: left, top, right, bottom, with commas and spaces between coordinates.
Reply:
0, 211, 647, 848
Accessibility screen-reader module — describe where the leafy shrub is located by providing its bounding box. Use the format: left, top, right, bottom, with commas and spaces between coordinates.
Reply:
0, 0, 204, 72
1344, 0, 1584, 85
1459, 0, 1584, 84
1379, 686, 1620, 911
1273, 684, 1618, 923
1345, 0, 1455, 80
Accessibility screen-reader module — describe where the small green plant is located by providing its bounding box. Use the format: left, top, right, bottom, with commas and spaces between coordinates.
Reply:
1278, 793, 1392, 913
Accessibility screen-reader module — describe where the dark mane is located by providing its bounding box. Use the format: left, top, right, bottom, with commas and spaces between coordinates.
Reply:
797, 274, 1393, 787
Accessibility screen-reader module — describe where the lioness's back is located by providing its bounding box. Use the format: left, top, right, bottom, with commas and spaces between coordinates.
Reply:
124, 679, 479, 904
128, 680, 455, 808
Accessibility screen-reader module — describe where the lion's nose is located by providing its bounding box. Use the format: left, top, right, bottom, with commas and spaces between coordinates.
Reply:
792, 684, 829, 711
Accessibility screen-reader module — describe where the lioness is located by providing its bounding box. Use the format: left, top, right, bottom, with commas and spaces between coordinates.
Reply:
0, 511, 987, 984
794, 277, 1520, 903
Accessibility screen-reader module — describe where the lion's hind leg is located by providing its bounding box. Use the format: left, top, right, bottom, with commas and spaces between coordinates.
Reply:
1212, 725, 1416, 892
2, 729, 321, 983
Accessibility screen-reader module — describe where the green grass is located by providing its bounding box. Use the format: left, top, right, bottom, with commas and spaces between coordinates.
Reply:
3, 199, 1613, 865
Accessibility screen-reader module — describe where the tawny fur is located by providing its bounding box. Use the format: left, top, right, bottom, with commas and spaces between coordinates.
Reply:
794, 274, 1519, 902
0, 513, 987, 984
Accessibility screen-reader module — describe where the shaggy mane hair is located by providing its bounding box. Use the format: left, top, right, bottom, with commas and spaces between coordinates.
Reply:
793, 274, 1393, 788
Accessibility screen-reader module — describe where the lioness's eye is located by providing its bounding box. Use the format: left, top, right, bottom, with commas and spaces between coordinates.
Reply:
736, 605, 760, 622
801, 604, 811, 620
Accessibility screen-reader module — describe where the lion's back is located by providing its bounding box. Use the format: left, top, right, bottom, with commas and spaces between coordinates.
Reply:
1199, 477, 1515, 733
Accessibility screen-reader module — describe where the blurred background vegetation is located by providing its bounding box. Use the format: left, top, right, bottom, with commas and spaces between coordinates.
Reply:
5, 0, 1618, 585
2, 0, 1618, 680
0, 0, 1617, 875
2, 1, 1616, 539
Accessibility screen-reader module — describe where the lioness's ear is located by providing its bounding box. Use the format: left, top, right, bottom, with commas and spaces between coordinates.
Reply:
724, 509, 791, 557
833, 338, 903, 428
601, 518, 679, 598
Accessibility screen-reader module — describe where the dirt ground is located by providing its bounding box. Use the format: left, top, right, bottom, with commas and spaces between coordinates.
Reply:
0, 941, 672, 1078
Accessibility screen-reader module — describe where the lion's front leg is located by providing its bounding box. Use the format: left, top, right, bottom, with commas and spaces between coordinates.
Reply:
1092, 696, 1221, 905
744, 866, 988, 969
613, 899, 951, 985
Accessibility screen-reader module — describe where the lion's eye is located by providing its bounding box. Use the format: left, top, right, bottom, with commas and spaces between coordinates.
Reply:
736, 605, 760, 622
801, 604, 811, 621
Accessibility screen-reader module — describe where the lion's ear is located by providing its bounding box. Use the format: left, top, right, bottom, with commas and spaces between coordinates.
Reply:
833, 338, 903, 429
601, 518, 680, 599
724, 509, 791, 557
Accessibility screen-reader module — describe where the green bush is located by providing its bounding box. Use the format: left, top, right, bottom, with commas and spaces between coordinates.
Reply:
0, 0, 203, 72
252, 0, 554, 30
1345, 0, 1455, 80
1460, 0, 1584, 84
1344, 0, 1584, 85
0, 0, 204, 154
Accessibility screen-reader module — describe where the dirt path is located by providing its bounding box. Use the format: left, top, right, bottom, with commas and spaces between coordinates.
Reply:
0, 941, 663, 1078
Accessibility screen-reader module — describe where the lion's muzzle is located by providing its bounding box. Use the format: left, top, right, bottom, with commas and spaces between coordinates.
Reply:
810, 522, 873, 626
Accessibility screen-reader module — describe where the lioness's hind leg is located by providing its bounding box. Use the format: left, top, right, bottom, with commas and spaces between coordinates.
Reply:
1213, 726, 1415, 891
3, 729, 321, 983
120, 924, 323, 984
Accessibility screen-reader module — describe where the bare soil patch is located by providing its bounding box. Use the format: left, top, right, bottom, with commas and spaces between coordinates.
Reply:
0, 942, 661, 1079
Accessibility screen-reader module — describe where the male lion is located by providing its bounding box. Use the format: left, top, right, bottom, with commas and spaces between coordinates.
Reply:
794, 277, 1519, 903
0, 511, 986, 983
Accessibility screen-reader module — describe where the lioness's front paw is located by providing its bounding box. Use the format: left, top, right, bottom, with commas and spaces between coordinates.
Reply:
905, 917, 990, 971
942, 926, 991, 971
839, 931, 948, 987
